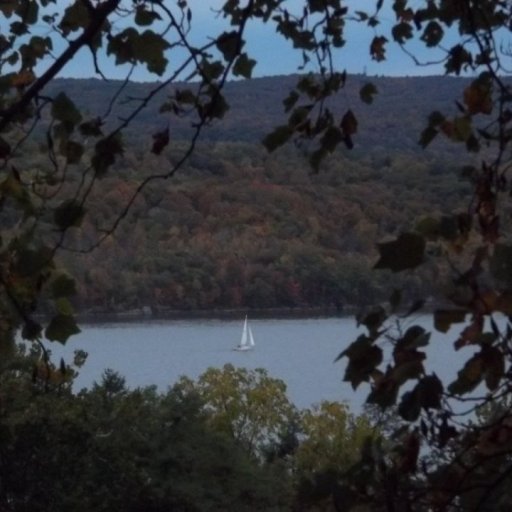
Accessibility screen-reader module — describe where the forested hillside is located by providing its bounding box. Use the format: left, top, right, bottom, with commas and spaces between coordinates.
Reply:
45, 74, 474, 315
49, 74, 470, 153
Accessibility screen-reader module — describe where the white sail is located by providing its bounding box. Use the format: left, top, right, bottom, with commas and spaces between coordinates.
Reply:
235, 315, 255, 351
248, 325, 255, 347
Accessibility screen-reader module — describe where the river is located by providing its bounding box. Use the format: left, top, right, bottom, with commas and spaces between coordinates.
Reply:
49, 315, 472, 412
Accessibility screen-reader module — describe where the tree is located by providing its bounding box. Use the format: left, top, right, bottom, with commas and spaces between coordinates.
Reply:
3, 0, 512, 509
293, 401, 379, 511
176, 364, 298, 457
0, 346, 293, 511
295, 401, 376, 475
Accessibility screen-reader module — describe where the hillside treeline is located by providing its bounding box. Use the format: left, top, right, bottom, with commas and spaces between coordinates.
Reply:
55, 135, 469, 314
18, 74, 477, 314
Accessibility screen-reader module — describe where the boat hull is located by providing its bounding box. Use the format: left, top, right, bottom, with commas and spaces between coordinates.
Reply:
234, 345, 253, 351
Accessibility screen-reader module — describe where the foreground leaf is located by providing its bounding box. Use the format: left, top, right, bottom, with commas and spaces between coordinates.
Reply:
433, 309, 467, 333
374, 233, 425, 272
45, 314, 80, 343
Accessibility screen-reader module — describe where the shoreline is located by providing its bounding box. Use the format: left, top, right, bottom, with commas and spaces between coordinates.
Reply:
74, 306, 354, 325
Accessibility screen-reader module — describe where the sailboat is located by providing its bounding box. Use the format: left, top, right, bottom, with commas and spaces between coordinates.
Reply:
234, 315, 255, 351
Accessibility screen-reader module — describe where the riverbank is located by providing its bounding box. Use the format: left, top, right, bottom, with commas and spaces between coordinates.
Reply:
75, 305, 352, 324
68, 297, 442, 325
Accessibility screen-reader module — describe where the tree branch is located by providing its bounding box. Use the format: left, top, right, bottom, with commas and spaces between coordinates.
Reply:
0, 0, 121, 133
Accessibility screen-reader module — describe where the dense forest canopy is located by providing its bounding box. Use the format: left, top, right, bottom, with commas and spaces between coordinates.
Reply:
2, 0, 512, 510
45, 74, 472, 315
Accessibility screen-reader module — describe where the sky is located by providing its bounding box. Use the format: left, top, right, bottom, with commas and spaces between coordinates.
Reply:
4, 1, 452, 81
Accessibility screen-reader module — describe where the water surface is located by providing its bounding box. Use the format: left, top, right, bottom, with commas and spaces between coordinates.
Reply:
50, 315, 471, 411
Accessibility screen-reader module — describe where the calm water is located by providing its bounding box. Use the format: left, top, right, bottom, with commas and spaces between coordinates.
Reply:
49, 315, 472, 411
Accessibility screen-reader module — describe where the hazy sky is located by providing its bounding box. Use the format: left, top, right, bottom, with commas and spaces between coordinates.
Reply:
7, 1, 450, 81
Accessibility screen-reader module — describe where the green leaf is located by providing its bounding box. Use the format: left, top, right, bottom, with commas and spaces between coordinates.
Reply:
107, 28, 136, 66
283, 90, 300, 112
416, 374, 443, 409
21, 319, 43, 341
288, 105, 312, 127
174, 88, 197, 105
356, 306, 387, 336
451, 116, 472, 141
359, 82, 378, 104
233, 53, 256, 78
30, 35, 50, 57
309, 0, 327, 13
135, 30, 170, 75
11, 21, 29, 36
398, 390, 421, 421
419, 126, 438, 148
45, 314, 80, 343
151, 127, 169, 155
51, 92, 82, 127
420, 21, 444, 47
367, 377, 399, 408
0, 1, 17, 17
54, 200, 85, 230
392, 22, 413, 43
399, 375, 443, 420
309, 148, 327, 172
135, 6, 161, 26
200, 59, 224, 81
433, 309, 467, 333
482, 346, 504, 391
397, 326, 430, 350
438, 419, 458, 448
92, 135, 123, 177
79, 118, 103, 137
108, 28, 170, 76
374, 232, 425, 272
297, 75, 320, 97
54, 297, 75, 316
392, 358, 424, 385
445, 44, 473, 75
262, 125, 293, 152
340, 109, 357, 136
51, 273, 76, 298
370, 36, 387, 61
203, 93, 229, 120
216, 31, 241, 61
338, 334, 383, 389
464, 80, 493, 115
448, 354, 483, 395
60, 1, 90, 35
19, 0, 38, 25
21, 319, 42, 341
320, 126, 343, 152
428, 110, 446, 126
